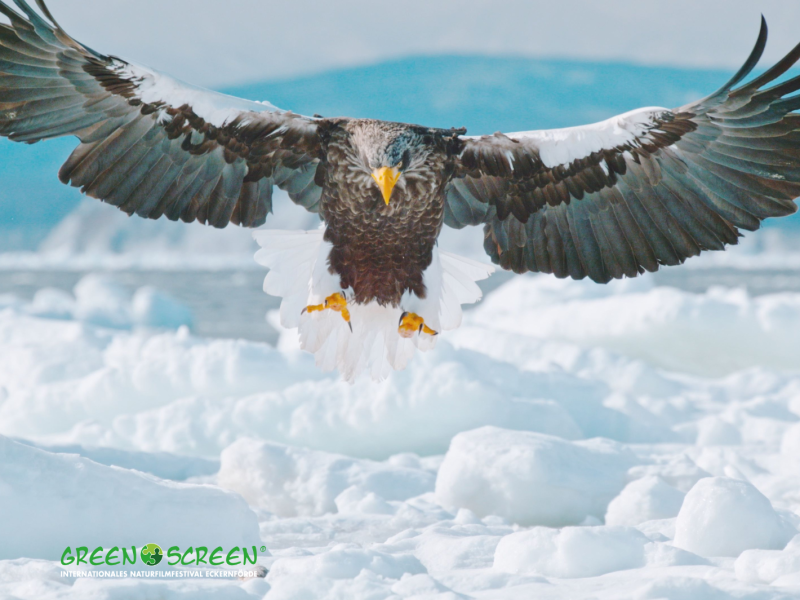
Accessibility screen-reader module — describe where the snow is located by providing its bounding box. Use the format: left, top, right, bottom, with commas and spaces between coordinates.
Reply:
673, 477, 797, 558
131, 287, 194, 330
605, 476, 686, 527
735, 535, 800, 585
493, 525, 651, 578
0, 194, 318, 270
0, 435, 260, 562
2, 262, 800, 598
6, 272, 195, 331
435, 427, 636, 526
459, 275, 800, 376
218, 438, 436, 517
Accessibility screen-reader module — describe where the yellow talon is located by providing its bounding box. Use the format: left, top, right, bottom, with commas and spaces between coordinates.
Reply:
302, 293, 352, 330
421, 323, 437, 336
398, 312, 438, 338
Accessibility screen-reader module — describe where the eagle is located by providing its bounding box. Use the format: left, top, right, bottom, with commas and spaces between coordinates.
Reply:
1, 0, 799, 380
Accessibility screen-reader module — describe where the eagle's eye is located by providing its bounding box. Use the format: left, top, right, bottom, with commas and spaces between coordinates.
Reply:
399, 149, 411, 171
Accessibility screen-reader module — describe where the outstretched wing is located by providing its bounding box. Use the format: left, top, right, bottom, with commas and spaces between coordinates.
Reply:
445, 18, 800, 283
0, 0, 322, 228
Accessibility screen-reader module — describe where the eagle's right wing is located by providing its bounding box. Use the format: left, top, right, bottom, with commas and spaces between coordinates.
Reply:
0, 0, 323, 228
446, 19, 800, 282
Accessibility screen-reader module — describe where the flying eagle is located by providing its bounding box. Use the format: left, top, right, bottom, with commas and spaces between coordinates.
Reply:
1, 1, 799, 379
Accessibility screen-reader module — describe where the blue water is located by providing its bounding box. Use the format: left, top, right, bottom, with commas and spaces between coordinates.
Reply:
232, 56, 726, 134
1, 55, 798, 249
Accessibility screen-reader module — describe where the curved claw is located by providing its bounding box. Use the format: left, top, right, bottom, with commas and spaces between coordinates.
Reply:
303, 293, 352, 329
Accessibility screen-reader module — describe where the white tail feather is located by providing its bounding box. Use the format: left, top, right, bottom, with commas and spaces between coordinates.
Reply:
254, 227, 494, 381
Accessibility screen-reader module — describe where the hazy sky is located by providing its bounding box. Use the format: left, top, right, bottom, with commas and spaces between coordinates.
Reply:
23, 1, 800, 87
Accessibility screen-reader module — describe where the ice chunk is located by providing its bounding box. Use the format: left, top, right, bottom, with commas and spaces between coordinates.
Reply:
0, 436, 260, 561
73, 274, 131, 329
131, 286, 193, 329
51, 340, 587, 459
781, 422, 800, 458
217, 438, 435, 517
466, 275, 800, 376
380, 525, 504, 572
334, 487, 395, 515
435, 426, 636, 526
673, 477, 796, 557
266, 544, 424, 582
27, 288, 75, 320
695, 417, 742, 446
605, 476, 686, 527
493, 525, 649, 578
15, 439, 219, 481
627, 454, 710, 493
735, 534, 800, 584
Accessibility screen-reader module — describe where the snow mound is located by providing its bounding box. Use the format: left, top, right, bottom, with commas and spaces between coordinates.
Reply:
734, 534, 800, 585
22, 273, 193, 331
695, 416, 742, 447
0, 309, 597, 457
14, 439, 218, 481
378, 523, 504, 573
0, 436, 260, 561
464, 275, 800, 376
265, 544, 425, 598
493, 525, 650, 578
73, 274, 132, 329
131, 287, 193, 329
434, 426, 636, 526
7, 193, 319, 270
673, 477, 796, 558
268, 544, 424, 581
217, 438, 435, 517
781, 422, 800, 458
605, 476, 686, 527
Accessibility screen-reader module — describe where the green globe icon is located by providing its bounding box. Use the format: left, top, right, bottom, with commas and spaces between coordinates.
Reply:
141, 543, 163, 566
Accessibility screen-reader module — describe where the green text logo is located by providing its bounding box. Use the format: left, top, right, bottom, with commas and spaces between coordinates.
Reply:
60, 544, 265, 567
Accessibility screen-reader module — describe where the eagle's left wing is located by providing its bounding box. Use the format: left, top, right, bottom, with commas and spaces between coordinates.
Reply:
0, 0, 322, 228
445, 18, 800, 283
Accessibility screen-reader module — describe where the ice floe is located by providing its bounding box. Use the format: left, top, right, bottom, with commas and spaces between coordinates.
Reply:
1, 268, 800, 598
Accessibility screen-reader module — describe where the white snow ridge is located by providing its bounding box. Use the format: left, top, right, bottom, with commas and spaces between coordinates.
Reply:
3, 258, 800, 598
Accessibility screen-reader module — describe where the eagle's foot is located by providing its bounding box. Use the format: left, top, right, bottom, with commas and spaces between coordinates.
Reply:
398, 312, 438, 339
302, 293, 352, 331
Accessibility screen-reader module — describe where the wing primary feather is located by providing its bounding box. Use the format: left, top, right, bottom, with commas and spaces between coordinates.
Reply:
615, 181, 681, 266
551, 207, 586, 279
606, 187, 659, 272
542, 212, 567, 277
566, 207, 609, 283
690, 15, 768, 109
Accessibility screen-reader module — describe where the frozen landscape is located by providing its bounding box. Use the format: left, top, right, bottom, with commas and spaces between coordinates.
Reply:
2, 19, 800, 595
1, 192, 800, 598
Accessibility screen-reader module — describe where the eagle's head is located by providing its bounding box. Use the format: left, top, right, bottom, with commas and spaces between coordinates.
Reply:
348, 120, 434, 205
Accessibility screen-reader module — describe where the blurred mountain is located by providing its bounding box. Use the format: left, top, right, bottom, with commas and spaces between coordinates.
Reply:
1, 55, 798, 251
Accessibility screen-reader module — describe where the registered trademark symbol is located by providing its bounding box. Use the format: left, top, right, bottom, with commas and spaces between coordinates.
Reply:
260, 546, 266, 552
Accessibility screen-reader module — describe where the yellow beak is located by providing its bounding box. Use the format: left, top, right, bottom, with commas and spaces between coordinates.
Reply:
371, 166, 401, 205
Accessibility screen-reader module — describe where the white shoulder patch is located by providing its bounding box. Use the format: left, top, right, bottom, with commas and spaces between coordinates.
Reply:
117, 61, 282, 128
504, 106, 668, 168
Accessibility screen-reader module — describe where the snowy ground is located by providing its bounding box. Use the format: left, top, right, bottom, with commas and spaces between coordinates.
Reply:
2, 229, 800, 599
